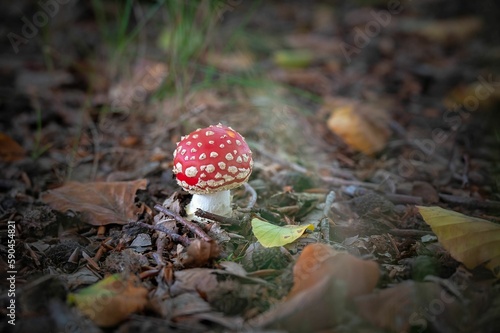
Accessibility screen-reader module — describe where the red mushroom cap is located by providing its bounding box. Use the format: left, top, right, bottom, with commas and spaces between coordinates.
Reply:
173, 124, 253, 194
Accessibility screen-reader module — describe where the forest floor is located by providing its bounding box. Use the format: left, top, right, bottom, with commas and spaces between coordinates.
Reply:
1, 1, 500, 332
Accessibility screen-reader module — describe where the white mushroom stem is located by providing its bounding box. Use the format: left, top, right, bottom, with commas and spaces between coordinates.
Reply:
185, 190, 232, 222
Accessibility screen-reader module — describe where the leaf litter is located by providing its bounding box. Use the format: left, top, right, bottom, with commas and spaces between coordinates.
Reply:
1, 1, 500, 332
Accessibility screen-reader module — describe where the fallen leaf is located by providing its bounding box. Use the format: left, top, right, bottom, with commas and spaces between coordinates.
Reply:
180, 239, 220, 267
0, 132, 25, 161
249, 243, 379, 332
354, 280, 486, 333
444, 81, 500, 111
289, 243, 380, 298
326, 98, 391, 154
251, 217, 314, 248
41, 179, 147, 226
418, 206, 500, 277
170, 268, 219, 297
270, 69, 330, 95
273, 50, 314, 69
248, 272, 347, 332
205, 52, 254, 72
412, 181, 439, 203
411, 17, 482, 44
68, 274, 148, 327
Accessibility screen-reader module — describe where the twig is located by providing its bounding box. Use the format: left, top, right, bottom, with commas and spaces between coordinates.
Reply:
322, 176, 380, 189
323, 191, 336, 218
243, 182, 257, 209
154, 204, 211, 242
194, 209, 241, 225
384, 193, 423, 205
131, 220, 191, 246
439, 194, 500, 212
461, 153, 469, 188
388, 229, 433, 238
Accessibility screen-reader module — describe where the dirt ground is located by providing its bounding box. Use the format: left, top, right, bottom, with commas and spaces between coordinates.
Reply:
1, 1, 500, 332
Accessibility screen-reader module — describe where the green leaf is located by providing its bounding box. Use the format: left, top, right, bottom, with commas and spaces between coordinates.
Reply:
68, 274, 148, 327
417, 206, 500, 277
273, 50, 314, 69
251, 217, 314, 248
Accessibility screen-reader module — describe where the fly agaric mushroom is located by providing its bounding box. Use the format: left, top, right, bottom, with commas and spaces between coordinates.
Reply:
172, 124, 253, 222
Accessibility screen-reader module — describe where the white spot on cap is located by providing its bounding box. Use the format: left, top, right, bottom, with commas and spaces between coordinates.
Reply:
236, 140, 242, 146
200, 165, 206, 171
225, 153, 234, 161
207, 179, 225, 187
197, 142, 202, 147
220, 144, 225, 148
191, 148, 197, 153
218, 161, 226, 169
199, 153, 207, 160
190, 156, 196, 160
223, 174, 235, 182
200, 173, 207, 178
185, 166, 198, 177
209, 140, 215, 144
192, 134, 199, 139
215, 172, 222, 179
181, 149, 187, 155
242, 154, 249, 162
236, 156, 242, 163
228, 166, 238, 174
233, 150, 237, 154
186, 141, 192, 146
184, 156, 189, 161
205, 164, 215, 173
227, 139, 232, 144
206, 131, 215, 136
236, 169, 250, 179
210, 152, 218, 158
175, 162, 183, 173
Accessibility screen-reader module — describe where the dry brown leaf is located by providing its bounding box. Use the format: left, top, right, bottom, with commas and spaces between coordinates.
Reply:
205, 52, 254, 72
248, 272, 347, 332
415, 17, 482, 44
444, 81, 500, 111
41, 179, 147, 226
271, 69, 330, 95
180, 239, 221, 267
354, 280, 486, 333
412, 181, 439, 204
249, 243, 380, 332
0, 132, 25, 162
289, 243, 380, 298
326, 98, 391, 154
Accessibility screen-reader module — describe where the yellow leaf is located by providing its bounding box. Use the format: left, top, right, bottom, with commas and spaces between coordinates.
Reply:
68, 274, 148, 327
251, 217, 314, 248
417, 206, 500, 277
325, 98, 391, 155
